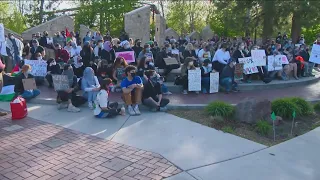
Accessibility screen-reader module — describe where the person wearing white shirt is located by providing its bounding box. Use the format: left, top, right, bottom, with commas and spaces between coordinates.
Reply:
69, 42, 83, 77
94, 78, 121, 118
197, 45, 211, 64
212, 43, 231, 73
94, 40, 104, 58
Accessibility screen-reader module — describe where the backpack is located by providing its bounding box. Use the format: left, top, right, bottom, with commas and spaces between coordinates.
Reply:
174, 75, 182, 85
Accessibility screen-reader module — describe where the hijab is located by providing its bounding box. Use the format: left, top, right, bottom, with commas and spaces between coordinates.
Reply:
104, 41, 112, 52
62, 67, 74, 87
83, 67, 96, 87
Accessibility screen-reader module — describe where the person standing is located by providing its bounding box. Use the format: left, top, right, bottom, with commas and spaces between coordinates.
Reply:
6, 33, 24, 66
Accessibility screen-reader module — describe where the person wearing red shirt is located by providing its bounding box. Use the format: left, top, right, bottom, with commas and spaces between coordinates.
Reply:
54, 43, 70, 63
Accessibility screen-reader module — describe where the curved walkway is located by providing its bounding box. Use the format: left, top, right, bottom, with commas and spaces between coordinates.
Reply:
0, 102, 319, 180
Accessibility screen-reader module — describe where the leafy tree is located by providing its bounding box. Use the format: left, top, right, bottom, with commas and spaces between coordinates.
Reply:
74, 0, 139, 37
0, 2, 27, 34
166, 0, 208, 36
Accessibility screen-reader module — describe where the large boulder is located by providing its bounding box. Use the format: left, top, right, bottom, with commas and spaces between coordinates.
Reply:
235, 98, 271, 124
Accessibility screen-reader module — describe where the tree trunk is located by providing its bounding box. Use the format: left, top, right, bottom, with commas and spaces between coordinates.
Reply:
291, 12, 302, 44
245, 8, 250, 37
262, 0, 275, 43
159, 0, 165, 17
39, 0, 45, 23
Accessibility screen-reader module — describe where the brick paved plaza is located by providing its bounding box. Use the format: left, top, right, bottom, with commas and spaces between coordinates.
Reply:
0, 113, 181, 180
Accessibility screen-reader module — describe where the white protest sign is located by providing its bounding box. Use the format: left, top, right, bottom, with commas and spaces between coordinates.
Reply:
24, 60, 47, 77
251, 50, 267, 66
267, 55, 282, 72
210, 72, 219, 93
188, 69, 201, 91
52, 75, 70, 91
277, 55, 289, 64
309, 44, 320, 64
47, 37, 53, 44
238, 57, 259, 74
0, 24, 4, 42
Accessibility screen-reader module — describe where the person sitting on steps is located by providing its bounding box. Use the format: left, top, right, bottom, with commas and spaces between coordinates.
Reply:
142, 70, 170, 112
121, 65, 143, 116
220, 60, 239, 94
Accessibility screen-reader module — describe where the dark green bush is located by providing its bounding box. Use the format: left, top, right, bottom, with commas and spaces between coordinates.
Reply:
289, 97, 313, 115
271, 98, 301, 118
255, 120, 272, 136
205, 101, 234, 117
314, 102, 320, 112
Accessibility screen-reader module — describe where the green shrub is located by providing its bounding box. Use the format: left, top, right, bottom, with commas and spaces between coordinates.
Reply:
255, 120, 272, 136
314, 102, 320, 112
205, 101, 234, 117
271, 98, 301, 118
289, 97, 313, 115
221, 126, 234, 134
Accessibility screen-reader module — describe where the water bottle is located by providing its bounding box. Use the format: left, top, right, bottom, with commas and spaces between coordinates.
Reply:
121, 105, 126, 116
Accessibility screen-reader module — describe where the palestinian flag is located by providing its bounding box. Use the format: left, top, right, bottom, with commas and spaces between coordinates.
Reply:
11, 64, 20, 77
0, 85, 15, 101
66, 28, 72, 43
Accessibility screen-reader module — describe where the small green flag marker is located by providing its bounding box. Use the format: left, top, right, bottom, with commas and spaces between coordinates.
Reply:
292, 110, 296, 118
271, 112, 276, 121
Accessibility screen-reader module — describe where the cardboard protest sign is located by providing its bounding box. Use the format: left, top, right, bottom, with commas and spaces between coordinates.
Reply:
0, 24, 4, 42
115, 51, 135, 63
24, 60, 47, 77
163, 58, 178, 65
234, 63, 244, 80
251, 50, 267, 66
309, 44, 320, 64
22, 78, 37, 90
277, 55, 289, 64
267, 55, 282, 72
209, 72, 219, 93
188, 69, 201, 91
52, 75, 70, 91
238, 57, 259, 74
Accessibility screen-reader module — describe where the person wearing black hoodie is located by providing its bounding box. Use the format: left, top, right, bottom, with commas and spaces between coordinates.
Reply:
132, 39, 143, 59
299, 44, 314, 77
220, 60, 239, 94
46, 58, 61, 88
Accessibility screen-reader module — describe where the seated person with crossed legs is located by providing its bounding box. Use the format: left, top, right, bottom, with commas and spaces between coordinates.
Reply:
121, 65, 143, 116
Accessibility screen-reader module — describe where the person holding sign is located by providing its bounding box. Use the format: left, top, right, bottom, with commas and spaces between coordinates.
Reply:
112, 57, 128, 91
180, 57, 196, 94
232, 42, 252, 83
212, 43, 231, 73
46, 58, 61, 88
121, 65, 143, 116
81, 67, 100, 109
14, 65, 40, 101
56, 64, 81, 112
299, 44, 314, 77
200, 59, 213, 94
155, 44, 180, 77
283, 47, 299, 80
220, 60, 239, 94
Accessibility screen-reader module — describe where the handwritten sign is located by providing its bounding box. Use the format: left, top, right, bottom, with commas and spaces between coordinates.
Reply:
188, 69, 201, 91
52, 75, 70, 91
310, 44, 320, 64
46, 37, 53, 44
0, 24, 4, 42
251, 50, 266, 66
115, 51, 135, 63
22, 78, 37, 90
277, 55, 289, 64
163, 58, 178, 65
210, 72, 219, 93
234, 63, 244, 80
171, 49, 179, 55
24, 60, 47, 77
238, 57, 259, 74
267, 55, 282, 72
